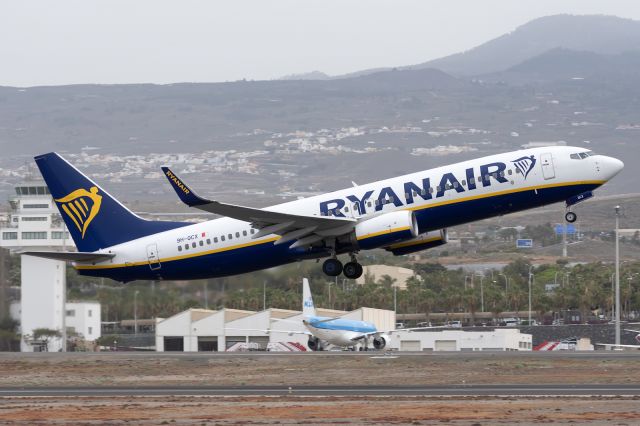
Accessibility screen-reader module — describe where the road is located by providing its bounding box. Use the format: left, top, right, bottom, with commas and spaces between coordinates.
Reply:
2, 384, 640, 397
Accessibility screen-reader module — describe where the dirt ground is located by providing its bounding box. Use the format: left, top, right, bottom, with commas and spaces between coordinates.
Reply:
1, 352, 640, 425
1, 352, 639, 387
1, 395, 640, 425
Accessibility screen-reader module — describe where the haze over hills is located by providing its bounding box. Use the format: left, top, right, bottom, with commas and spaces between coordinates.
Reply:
286, 15, 640, 80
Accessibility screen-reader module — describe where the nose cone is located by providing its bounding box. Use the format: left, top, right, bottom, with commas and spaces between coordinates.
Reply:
599, 156, 624, 180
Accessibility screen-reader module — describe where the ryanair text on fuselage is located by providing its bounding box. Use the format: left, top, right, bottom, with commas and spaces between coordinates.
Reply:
319, 161, 509, 217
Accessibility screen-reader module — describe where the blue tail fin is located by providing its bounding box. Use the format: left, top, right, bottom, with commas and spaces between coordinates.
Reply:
35, 152, 188, 252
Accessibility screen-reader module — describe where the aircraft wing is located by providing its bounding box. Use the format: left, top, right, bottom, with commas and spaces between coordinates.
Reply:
225, 327, 311, 336
351, 326, 447, 341
162, 167, 356, 248
21, 251, 116, 263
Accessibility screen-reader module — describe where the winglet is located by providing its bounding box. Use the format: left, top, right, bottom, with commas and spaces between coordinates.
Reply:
161, 167, 210, 207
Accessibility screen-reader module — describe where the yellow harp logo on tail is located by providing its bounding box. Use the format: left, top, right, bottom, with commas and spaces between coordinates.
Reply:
55, 187, 102, 239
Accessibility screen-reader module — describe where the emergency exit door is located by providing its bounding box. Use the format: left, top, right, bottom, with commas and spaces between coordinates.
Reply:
540, 152, 556, 180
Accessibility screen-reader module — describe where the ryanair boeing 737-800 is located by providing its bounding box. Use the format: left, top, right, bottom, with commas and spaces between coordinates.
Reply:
27, 146, 623, 282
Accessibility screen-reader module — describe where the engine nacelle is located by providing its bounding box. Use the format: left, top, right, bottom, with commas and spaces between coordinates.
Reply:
307, 337, 322, 351
355, 211, 418, 250
385, 229, 448, 256
373, 334, 390, 350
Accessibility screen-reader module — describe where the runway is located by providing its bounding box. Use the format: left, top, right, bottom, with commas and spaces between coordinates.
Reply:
2, 384, 640, 397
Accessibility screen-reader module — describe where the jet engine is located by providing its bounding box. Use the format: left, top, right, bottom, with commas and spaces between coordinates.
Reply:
354, 210, 418, 250
385, 229, 448, 256
373, 334, 390, 350
307, 336, 322, 351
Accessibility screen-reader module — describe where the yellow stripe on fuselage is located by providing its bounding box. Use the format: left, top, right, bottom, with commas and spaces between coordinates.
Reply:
75, 180, 605, 271
406, 180, 605, 213
74, 236, 280, 270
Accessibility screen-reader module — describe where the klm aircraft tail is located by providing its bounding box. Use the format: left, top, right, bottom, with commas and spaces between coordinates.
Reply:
35, 152, 187, 252
302, 278, 316, 317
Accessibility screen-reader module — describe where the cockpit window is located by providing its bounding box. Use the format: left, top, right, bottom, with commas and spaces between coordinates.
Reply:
570, 151, 594, 160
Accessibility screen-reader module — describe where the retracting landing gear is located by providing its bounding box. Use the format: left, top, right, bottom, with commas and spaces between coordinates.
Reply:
322, 258, 343, 277
343, 253, 363, 280
322, 253, 363, 279
565, 211, 577, 223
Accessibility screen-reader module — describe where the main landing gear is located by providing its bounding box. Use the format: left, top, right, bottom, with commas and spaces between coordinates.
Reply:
322, 254, 363, 279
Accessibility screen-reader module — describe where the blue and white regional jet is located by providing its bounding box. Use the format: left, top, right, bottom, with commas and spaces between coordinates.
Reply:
242, 278, 398, 351
27, 146, 623, 281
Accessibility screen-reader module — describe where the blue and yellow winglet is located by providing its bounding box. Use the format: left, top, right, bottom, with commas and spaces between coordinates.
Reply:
161, 167, 210, 207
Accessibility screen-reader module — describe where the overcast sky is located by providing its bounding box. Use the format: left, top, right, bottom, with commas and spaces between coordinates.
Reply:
2, 0, 640, 87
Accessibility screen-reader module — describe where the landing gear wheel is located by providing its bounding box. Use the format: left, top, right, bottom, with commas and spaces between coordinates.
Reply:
565, 211, 577, 223
343, 262, 363, 279
322, 258, 343, 277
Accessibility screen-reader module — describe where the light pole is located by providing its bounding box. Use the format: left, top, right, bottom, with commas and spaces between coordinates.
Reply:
528, 265, 534, 325
134, 290, 139, 335
499, 273, 509, 309
203, 281, 208, 309
475, 274, 484, 313
615, 205, 621, 346
393, 285, 397, 313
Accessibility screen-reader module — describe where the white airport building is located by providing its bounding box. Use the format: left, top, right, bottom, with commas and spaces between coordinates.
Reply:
389, 328, 532, 352
1, 179, 101, 351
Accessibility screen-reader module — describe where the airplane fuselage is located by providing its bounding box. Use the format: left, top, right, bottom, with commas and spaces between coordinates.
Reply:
73, 146, 622, 282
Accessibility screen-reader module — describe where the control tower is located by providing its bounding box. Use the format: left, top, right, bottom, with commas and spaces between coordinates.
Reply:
0, 179, 75, 351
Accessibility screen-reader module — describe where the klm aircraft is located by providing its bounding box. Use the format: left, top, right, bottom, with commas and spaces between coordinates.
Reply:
27, 146, 623, 281
237, 278, 401, 351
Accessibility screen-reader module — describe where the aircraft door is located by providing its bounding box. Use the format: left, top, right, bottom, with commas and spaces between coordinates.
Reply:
540, 152, 556, 180
146, 243, 161, 271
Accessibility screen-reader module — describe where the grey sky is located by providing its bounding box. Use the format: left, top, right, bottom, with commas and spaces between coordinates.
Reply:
2, 0, 640, 87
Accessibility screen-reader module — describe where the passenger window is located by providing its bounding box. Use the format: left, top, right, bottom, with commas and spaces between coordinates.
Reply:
206, 238, 211, 244
461, 180, 466, 186
228, 234, 232, 240
445, 184, 451, 190
191, 242, 196, 248
453, 182, 459, 189
178, 246, 182, 252
499, 171, 505, 178
477, 176, 482, 182
221, 236, 225, 241
199, 240, 204, 246
375, 200, 380, 206
184, 244, 189, 250
389, 196, 394, 202
436, 186, 441, 192
243, 230, 247, 236
515, 168, 521, 174
214, 237, 218, 243
235, 232, 240, 238
367, 201, 372, 207
405, 193, 410, 199
344, 207, 349, 212
250, 229, 255, 234
420, 189, 426, 196
428, 187, 433, 194
507, 169, 513, 176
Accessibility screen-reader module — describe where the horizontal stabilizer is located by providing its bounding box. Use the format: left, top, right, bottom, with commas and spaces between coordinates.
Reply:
21, 251, 115, 263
